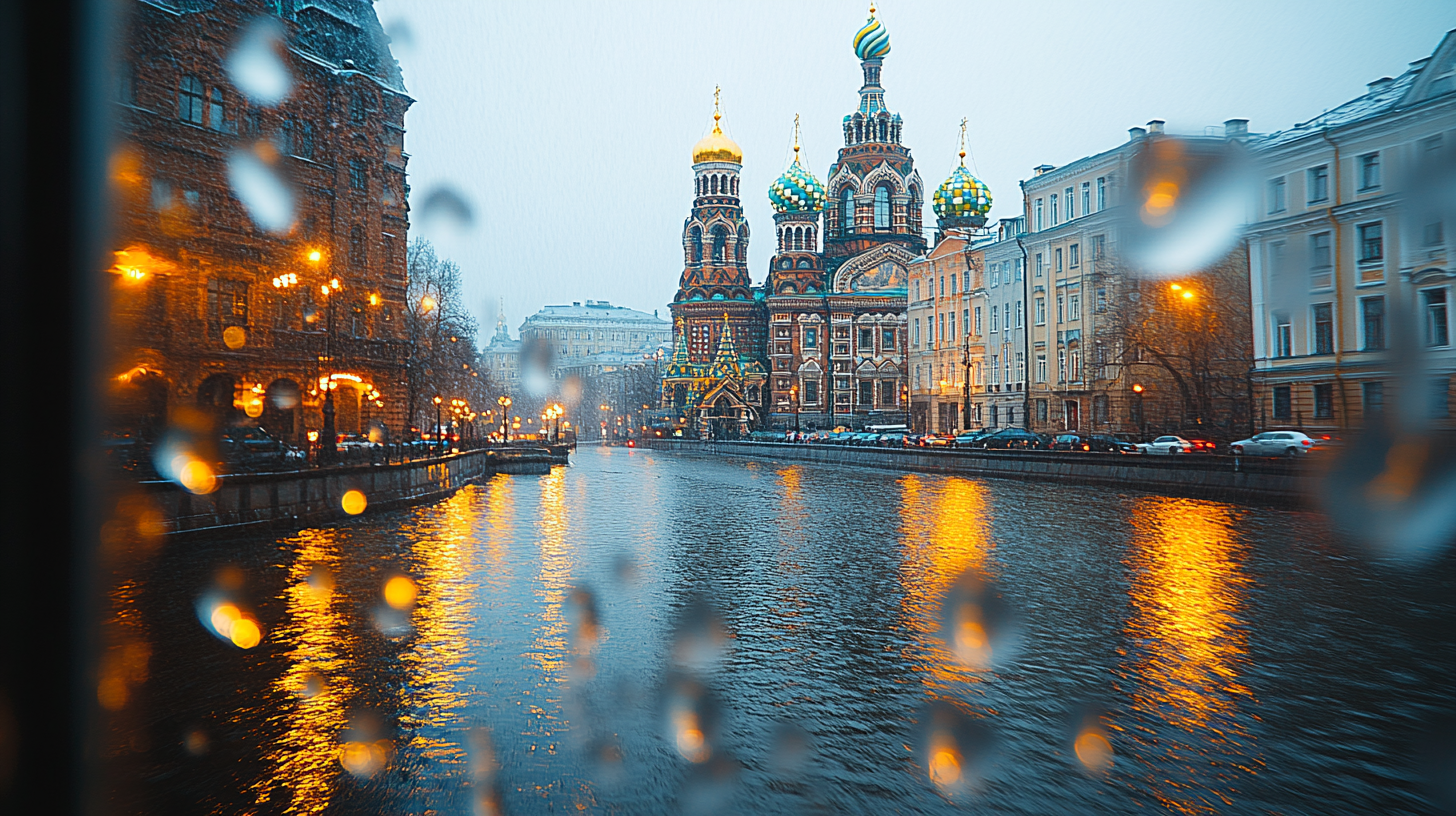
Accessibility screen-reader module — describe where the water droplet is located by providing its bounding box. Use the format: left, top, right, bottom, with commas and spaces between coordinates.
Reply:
1318, 426, 1456, 563
226, 17, 291, 106
567, 585, 601, 653
383, 574, 417, 610
339, 714, 391, 777
222, 325, 247, 349
414, 185, 475, 233
611, 553, 641, 585
341, 489, 368, 515
1121, 137, 1254, 277
1074, 727, 1114, 772
937, 569, 1019, 670
672, 594, 729, 670
769, 722, 813, 778
183, 728, 210, 756
305, 565, 333, 598
294, 671, 326, 699
518, 336, 556, 398
661, 674, 719, 764
227, 149, 294, 234
382, 18, 414, 52
268, 380, 300, 410
916, 701, 994, 798
680, 752, 741, 816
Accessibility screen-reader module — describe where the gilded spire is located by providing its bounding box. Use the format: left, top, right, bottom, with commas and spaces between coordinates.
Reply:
713, 85, 722, 134
792, 113, 801, 164
958, 117, 968, 166
692, 85, 743, 164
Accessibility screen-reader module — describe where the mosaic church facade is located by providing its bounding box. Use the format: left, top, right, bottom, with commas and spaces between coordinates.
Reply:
661, 5, 990, 437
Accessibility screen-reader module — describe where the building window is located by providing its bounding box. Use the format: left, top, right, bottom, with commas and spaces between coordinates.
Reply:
990, 306, 998, 333
859, 327, 874, 352
1065, 187, 1075, 219
882, 328, 896, 348
1312, 303, 1333, 355
913, 319, 920, 347
1036, 399, 1049, 422
1313, 383, 1334, 419
1274, 312, 1293, 358
1081, 182, 1091, 217
1425, 288, 1450, 347
989, 266, 999, 288
298, 121, 315, 159
1055, 248, 1063, 273
1308, 165, 1329, 203
206, 278, 249, 335
178, 74, 205, 124
1050, 193, 1059, 226
1309, 232, 1332, 290
1358, 152, 1381, 190
843, 188, 855, 234
1092, 235, 1105, 260
1015, 258, 1024, 281
1426, 220, 1445, 247
1015, 301, 1023, 329
880, 380, 897, 405
874, 186, 891, 230
115, 62, 136, 105
350, 91, 366, 126
1096, 177, 1106, 211
938, 314, 945, 344
974, 306, 982, 335
1069, 294, 1081, 321
1035, 199, 1043, 231
1431, 377, 1451, 418
1069, 243, 1080, 268
1363, 381, 1384, 418
1015, 352, 1025, 383
1361, 296, 1385, 351
1035, 253, 1044, 277
349, 225, 365, 270
209, 87, 227, 132
349, 158, 367, 191
1035, 298, 1046, 325
804, 327, 818, 349
1057, 295, 1064, 324
1093, 394, 1109, 424
1057, 349, 1067, 382
1036, 354, 1047, 383
962, 309, 969, 337
858, 380, 874, 406
1357, 222, 1383, 264
803, 379, 819, 404
1268, 177, 1286, 213
1096, 289, 1107, 312
1273, 385, 1292, 419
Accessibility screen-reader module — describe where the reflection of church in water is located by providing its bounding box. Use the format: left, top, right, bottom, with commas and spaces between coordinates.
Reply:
662, 5, 928, 436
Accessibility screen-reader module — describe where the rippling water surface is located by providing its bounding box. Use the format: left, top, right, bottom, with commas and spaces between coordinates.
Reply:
105, 447, 1456, 814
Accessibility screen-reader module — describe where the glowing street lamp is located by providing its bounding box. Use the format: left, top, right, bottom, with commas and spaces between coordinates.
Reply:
433, 395, 444, 455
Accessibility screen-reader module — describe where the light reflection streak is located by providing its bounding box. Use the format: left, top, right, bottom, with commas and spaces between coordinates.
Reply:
769, 466, 811, 638
523, 468, 576, 726
896, 475, 992, 691
252, 527, 355, 814
1124, 497, 1258, 815
396, 488, 485, 765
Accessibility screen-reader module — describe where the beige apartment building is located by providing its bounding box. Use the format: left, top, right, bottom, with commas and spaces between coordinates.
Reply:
907, 233, 981, 433
1246, 30, 1456, 432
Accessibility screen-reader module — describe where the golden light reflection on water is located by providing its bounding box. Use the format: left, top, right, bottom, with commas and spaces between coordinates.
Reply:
896, 475, 992, 690
769, 466, 811, 638
1125, 497, 1257, 815
396, 488, 485, 765
253, 527, 356, 814
525, 467, 577, 695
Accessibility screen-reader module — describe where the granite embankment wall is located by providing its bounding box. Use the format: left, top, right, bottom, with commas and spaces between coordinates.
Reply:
641, 440, 1313, 508
145, 448, 556, 538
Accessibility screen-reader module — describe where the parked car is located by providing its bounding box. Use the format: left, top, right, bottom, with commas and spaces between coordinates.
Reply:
1087, 434, 1140, 453
902, 434, 926, 447
920, 434, 955, 448
851, 432, 882, 446
1137, 435, 1195, 454
221, 425, 305, 470
877, 432, 906, 447
972, 428, 1048, 450
953, 430, 992, 448
1228, 430, 1315, 457
1051, 433, 1090, 451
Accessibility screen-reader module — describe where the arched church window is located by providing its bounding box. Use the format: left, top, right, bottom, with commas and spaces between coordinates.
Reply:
797, 259, 812, 269
806, 227, 815, 248
874, 186, 890, 230
731, 176, 738, 196
781, 258, 792, 269
842, 188, 855, 235
737, 227, 749, 261
710, 175, 719, 195
711, 227, 727, 262
690, 226, 703, 262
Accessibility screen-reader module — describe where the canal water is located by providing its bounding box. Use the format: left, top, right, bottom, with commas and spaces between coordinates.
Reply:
103, 446, 1455, 815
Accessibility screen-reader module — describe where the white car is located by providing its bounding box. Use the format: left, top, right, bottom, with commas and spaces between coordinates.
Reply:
1229, 431, 1314, 457
1137, 435, 1195, 454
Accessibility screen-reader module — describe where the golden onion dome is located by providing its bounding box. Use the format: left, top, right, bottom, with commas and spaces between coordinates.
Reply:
693, 87, 743, 164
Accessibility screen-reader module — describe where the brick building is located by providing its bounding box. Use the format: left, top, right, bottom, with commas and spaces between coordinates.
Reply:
106, 0, 411, 445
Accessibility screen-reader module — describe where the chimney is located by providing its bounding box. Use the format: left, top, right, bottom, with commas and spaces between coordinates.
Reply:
1146, 119, 1165, 136
1224, 118, 1249, 139
1033, 164, 1055, 176
1367, 76, 1394, 92
1128, 126, 1147, 141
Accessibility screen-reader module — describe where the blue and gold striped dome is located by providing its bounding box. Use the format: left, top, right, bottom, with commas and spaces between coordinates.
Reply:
933, 165, 992, 220
769, 156, 826, 214
853, 5, 891, 60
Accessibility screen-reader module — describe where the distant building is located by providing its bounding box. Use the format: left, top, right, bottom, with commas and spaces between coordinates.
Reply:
106, 0, 411, 444
480, 311, 521, 389
518, 300, 671, 375
1246, 30, 1456, 432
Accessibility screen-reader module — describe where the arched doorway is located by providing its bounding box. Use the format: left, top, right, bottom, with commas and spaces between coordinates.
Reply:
197, 373, 240, 426
262, 378, 301, 442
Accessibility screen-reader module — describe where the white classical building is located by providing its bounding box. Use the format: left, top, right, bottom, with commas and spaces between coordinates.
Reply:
1246, 29, 1456, 432
519, 300, 672, 375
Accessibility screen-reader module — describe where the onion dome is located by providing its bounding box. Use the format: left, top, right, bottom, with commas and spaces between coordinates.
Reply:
852, 4, 891, 60
934, 120, 992, 221
693, 86, 743, 164
768, 116, 826, 213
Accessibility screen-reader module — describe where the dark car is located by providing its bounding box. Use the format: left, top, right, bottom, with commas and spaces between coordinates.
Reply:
953, 430, 991, 448
221, 425, 304, 471
1051, 433, 1089, 451
876, 432, 906, 447
973, 428, 1048, 450
1053, 433, 1138, 453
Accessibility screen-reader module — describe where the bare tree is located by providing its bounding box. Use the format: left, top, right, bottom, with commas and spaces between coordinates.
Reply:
403, 239, 492, 438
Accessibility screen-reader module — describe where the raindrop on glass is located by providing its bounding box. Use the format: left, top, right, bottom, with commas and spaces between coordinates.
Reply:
414, 185, 475, 233
937, 568, 1019, 670
1120, 136, 1255, 277
916, 701, 994, 798
227, 149, 295, 234
226, 17, 291, 106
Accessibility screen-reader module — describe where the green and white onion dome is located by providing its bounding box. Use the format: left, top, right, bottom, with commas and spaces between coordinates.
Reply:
769, 157, 827, 214
852, 7, 891, 60
933, 165, 992, 220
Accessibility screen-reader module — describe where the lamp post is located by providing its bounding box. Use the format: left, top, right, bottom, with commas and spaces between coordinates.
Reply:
317, 272, 341, 466
961, 330, 972, 433
791, 384, 800, 434
1132, 383, 1146, 438
497, 395, 512, 443
432, 395, 443, 455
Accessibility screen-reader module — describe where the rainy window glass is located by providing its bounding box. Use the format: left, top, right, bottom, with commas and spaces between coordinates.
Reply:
17, 3, 1456, 815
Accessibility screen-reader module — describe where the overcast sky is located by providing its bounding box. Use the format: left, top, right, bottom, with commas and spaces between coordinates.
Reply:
374, 0, 1453, 340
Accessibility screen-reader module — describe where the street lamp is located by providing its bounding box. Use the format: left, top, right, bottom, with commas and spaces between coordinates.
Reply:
1132, 383, 1146, 437
317, 271, 342, 466
497, 395, 512, 442
433, 395, 443, 455
791, 384, 800, 434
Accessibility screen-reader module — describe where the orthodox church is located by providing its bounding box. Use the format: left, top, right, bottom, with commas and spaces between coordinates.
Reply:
661, 5, 991, 436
